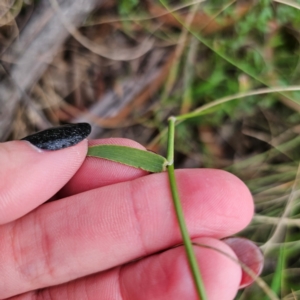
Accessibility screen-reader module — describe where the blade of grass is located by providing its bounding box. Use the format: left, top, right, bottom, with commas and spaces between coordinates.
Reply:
148, 85, 300, 149
87, 145, 168, 173
176, 85, 300, 121
262, 245, 285, 300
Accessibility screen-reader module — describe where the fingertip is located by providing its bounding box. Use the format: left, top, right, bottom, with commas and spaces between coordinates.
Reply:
224, 170, 254, 231
0, 139, 88, 224
21, 122, 91, 150
210, 169, 254, 232
176, 169, 254, 237
223, 237, 264, 289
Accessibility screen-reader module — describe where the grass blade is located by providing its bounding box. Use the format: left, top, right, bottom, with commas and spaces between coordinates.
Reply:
87, 145, 168, 173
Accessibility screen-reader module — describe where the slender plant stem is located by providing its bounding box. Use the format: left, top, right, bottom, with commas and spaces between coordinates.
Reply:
166, 117, 207, 300
167, 116, 176, 164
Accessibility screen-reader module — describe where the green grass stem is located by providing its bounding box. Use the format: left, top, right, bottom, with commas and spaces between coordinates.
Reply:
167, 117, 207, 300
167, 116, 176, 165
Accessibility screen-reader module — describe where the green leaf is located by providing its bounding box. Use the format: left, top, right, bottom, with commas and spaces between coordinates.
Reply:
87, 145, 168, 173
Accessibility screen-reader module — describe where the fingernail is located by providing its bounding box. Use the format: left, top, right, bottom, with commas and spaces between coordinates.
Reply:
21, 123, 91, 150
223, 237, 264, 289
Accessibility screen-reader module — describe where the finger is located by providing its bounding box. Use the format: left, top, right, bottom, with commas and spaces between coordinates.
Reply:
0, 169, 253, 298
0, 139, 87, 224
59, 138, 148, 197
12, 238, 242, 300
223, 237, 264, 288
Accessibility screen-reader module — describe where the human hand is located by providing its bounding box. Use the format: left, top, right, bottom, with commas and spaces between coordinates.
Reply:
0, 124, 263, 300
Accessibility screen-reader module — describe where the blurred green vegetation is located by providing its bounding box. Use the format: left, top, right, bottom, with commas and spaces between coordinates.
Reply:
163, 0, 300, 123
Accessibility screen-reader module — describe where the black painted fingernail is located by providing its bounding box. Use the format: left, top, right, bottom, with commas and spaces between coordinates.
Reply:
21, 123, 91, 150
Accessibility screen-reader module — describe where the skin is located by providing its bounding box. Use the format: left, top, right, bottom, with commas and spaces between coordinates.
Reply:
0, 138, 261, 300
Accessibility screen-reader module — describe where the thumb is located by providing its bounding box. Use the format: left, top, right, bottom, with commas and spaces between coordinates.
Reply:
0, 123, 90, 224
